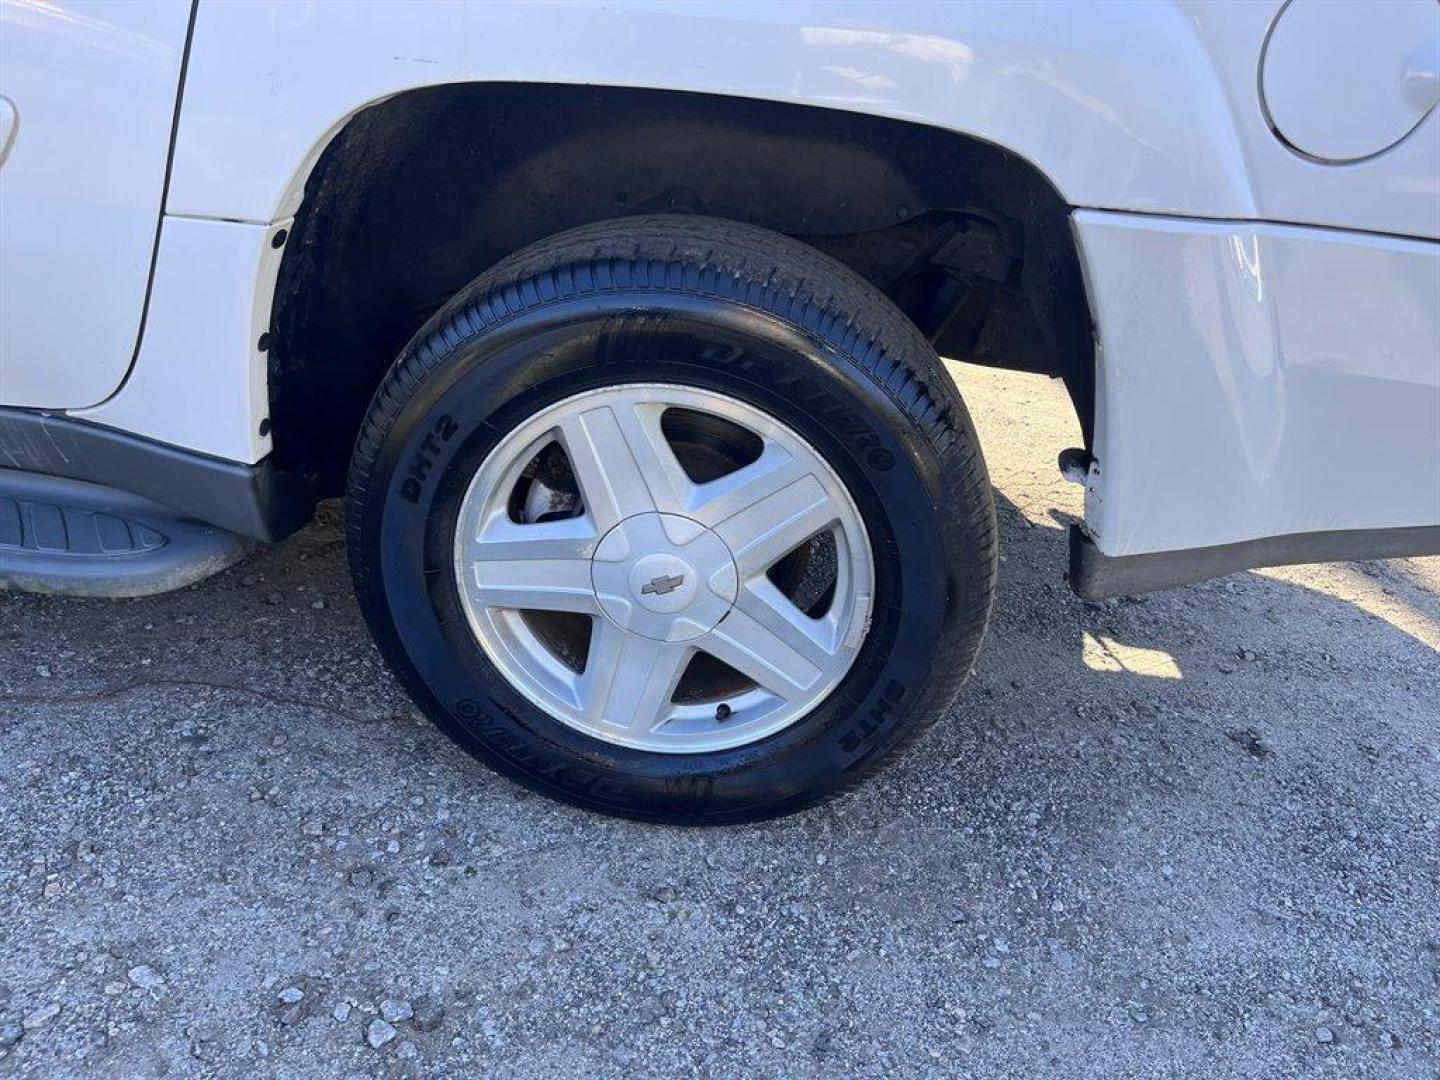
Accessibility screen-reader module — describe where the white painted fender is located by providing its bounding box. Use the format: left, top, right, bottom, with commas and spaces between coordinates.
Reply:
165, 1, 1438, 241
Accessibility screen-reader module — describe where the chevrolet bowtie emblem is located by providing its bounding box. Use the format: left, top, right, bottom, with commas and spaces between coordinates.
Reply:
641, 573, 685, 596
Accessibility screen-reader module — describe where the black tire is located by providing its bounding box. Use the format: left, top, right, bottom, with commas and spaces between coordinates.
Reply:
346, 215, 995, 824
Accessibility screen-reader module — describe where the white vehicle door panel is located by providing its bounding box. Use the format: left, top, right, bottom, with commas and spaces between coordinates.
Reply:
0, 0, 192, 409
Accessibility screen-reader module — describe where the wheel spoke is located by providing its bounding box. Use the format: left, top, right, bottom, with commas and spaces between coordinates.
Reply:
733, 578, 841, 669
466, 514, 598, 561
685, 442, 804, 525
699, 603, 827, 701
709, 465, 842, 578
556, 402, 692, 529
579, 621, 691, 733
463, 517, 600, 613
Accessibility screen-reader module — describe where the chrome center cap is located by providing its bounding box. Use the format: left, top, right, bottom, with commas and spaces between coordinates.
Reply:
591, 512, 738, 642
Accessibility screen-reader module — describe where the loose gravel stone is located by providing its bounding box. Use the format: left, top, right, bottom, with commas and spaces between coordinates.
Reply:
366, 1019, 396, 1049
127, 965, 164, 990
1226, 728, 1271, 759
379, 999, 412, 1024
22, 1004, 59, 1030
411, 998, 445, 1032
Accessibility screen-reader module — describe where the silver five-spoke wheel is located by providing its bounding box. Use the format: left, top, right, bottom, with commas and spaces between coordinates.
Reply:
453, 383, 874, 753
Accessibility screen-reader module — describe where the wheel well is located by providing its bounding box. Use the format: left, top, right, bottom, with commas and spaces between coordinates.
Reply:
268, 83, 1093, 491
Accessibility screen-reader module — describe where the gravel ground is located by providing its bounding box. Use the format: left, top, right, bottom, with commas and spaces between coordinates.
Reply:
1, 363, 1437, 1079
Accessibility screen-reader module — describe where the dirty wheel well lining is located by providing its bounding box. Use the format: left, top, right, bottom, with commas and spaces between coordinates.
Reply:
268, 82, 1093, 492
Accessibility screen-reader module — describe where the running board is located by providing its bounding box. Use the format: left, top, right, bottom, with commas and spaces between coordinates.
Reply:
0, 470, 251, 598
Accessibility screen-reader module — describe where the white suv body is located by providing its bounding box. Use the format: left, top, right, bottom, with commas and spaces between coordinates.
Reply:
4, 0, 1436, 579
1, 1, 1436, 818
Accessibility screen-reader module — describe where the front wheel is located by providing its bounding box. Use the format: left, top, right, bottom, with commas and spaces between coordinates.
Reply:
347, 215, 995, 823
